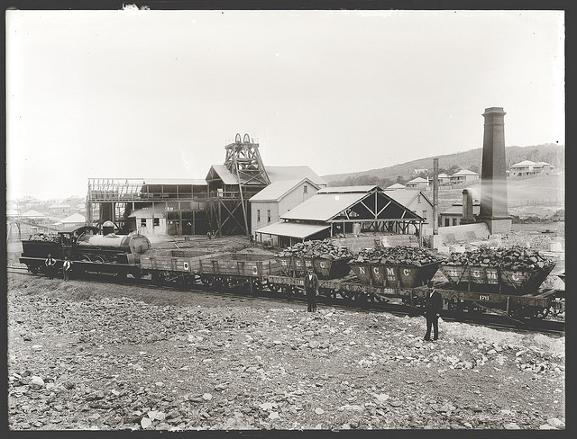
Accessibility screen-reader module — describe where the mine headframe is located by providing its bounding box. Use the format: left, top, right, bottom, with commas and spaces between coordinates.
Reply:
208, 133, 270, 237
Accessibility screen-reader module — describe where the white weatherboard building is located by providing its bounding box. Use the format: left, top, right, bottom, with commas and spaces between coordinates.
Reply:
406, 177, 429, 190
250, 177, 321, 246
509, 160, 554, 177
449, 169, 479, 184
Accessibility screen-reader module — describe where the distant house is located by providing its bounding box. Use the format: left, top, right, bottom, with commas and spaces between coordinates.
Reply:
251, 177, 321, 246
385, 183, 406, 190
510, 160, 554, 177
449, 169, 479, 184
412, 168, 428, 176
406, 177, 429, 190
428, 173, 451, 187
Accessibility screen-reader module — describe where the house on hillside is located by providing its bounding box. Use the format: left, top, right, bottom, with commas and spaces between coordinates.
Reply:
251, 177, 321, 246
509, 160, 554, 177
449, 169, 479, 184
428, 173, 451, 187
412, 168, 428, 176
406, 177, 429, 190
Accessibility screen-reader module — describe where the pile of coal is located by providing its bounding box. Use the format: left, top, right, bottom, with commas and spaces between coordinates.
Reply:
445, 246, 554, 270
278, 240, 352, 260
28, 233, 60, 243
351, 246, 444, 267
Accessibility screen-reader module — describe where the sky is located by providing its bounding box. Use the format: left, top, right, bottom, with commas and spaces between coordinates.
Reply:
6, 9, 564, 200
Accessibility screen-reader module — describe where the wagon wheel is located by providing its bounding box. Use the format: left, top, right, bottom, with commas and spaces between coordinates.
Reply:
92, 256, 105, 264
151, 272, 164, 285
29, 264, 40, 274
251, 279, 263, 293
80, 254, 92, 262
200, 275, 214, 287
533, 307, 550, 320
447, 297, 462, 313
340, 291, 354, 302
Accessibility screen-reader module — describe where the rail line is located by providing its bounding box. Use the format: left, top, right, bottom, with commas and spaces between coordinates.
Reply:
7, 266, 564, 335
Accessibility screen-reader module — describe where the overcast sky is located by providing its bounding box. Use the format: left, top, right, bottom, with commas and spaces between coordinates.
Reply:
7, 9, 564, 200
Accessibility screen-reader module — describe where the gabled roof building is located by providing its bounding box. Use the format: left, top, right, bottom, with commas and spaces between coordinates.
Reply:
256, 186, 425, 247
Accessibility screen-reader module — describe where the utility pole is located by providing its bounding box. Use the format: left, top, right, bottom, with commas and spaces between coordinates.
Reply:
432, 158, 439, 237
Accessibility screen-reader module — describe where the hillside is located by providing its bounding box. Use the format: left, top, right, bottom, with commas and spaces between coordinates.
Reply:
324, 143, 564, 186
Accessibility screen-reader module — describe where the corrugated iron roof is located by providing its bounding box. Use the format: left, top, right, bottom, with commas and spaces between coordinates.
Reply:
318, 185, 378, 194
386, 189, 432, 208
256, 221, 330, 239
407, 177, 428, 184
452, 169, 478, 176
267, 166, 326, 186
511, 160, 536, 168
281, 192, 367, 221
250, 178, 320, 202
128, 206, 167, 218
143, 178, 207, 186
207, 165, 239, 185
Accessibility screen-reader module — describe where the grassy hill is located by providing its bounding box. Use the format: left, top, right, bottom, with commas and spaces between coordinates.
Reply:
324, 143, 564, 186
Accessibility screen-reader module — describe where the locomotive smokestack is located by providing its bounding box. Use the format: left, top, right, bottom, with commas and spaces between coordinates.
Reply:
479, 107, 512, 234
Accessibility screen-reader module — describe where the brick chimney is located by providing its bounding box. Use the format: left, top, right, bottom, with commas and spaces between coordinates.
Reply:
478, 107, 512, 234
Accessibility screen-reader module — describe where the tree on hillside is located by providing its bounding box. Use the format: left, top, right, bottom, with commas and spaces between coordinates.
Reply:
469, 164, 479, 174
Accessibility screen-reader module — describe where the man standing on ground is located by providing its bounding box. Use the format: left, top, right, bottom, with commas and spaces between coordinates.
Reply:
303, 268, 319, 312
44, 253, 56, 279
424, 287, 443, 341
62, 256, 72, 281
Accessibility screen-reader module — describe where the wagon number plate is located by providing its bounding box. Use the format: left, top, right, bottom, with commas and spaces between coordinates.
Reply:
479, 295, 490, 301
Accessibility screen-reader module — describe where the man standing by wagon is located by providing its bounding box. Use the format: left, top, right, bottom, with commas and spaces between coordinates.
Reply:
424, 287, 443, 341
62, 256, 72, 281
304, 268, 319, 312
44, 253, 57, 279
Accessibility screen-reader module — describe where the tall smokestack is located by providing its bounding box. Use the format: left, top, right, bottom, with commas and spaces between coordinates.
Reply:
479, 107, 512, 234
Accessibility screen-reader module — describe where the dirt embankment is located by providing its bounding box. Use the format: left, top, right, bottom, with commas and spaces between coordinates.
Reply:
8, 273, 565, 431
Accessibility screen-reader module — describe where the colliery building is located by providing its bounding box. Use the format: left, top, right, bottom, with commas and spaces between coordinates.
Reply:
86, 134, 325, 237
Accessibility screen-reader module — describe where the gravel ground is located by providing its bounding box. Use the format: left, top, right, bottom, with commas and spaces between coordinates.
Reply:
8, 273, 565, 431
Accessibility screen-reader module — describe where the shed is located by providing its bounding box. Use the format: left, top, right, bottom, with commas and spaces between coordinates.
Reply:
128, 206, 167, 236
257, 185, 424, 247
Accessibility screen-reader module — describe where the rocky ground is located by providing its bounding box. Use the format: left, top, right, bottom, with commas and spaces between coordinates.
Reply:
8, 272, 565, 431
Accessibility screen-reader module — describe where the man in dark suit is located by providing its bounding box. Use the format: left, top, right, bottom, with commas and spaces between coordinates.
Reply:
303, 268, 319, 312
424, 288, 443, 341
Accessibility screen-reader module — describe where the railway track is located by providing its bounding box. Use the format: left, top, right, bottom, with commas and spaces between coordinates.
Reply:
7, 265, 565, 335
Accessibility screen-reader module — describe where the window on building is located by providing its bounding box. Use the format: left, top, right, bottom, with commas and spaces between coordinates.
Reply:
304, 185, 308, 194
267, 209, 271, 223
141, 219, 147, 227
452, 218, 458, 226
257, 209, 261, 222
153, 218, 160, 227
445, 218, 450, 227
422, 210, 427, 221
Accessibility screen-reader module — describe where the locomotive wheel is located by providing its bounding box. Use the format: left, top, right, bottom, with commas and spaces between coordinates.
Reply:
92, 256, 105, 264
